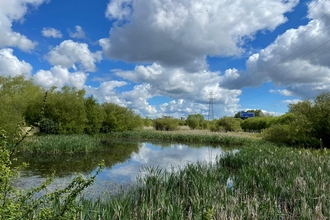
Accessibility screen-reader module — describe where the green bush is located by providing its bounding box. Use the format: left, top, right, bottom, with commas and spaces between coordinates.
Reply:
261, 92, 330, 148
39, 118, 59, 134
0, 129, 103, 219
260, 124, 292, 145
101, 103, 143, 132
153, 118, 179, 131
217, 117, 242, 132
186, 114, 205, 130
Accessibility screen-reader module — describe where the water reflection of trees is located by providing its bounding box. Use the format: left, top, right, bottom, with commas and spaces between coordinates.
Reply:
12, 141, 141, 178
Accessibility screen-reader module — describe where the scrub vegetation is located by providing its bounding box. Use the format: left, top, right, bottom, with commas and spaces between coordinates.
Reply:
0, 76, 143, 140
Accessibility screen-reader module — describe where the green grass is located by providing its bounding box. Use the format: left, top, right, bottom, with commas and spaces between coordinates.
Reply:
24, 141, 330, 219
102, 130, 257, 146
18, 135, 102, 154
17, 130, 256, 154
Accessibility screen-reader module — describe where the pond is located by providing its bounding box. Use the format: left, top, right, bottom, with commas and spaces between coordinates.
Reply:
12, 140, 233, 199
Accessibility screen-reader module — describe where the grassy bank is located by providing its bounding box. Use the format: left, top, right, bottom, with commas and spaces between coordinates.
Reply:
18, 135, 101, 154
17, 129, 258, 154
23, 141, 330, 219
102, 129, 259, 146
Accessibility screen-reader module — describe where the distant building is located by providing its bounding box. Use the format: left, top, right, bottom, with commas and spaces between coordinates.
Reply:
181, 116, 186, 121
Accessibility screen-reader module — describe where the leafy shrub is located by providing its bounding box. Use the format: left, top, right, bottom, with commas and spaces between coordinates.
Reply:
260, 124, 292, 145
217, 117, 242, 132
39, 118, 59, 134
153, 118, 179, 131
186, 114, 205, 130
101, 103, 143, 133
0, 129, 103, 219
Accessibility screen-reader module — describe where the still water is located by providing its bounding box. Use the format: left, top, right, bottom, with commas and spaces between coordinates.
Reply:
12, 140, 230, 198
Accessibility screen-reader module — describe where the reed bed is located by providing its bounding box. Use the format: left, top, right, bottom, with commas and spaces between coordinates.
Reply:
18, 135, 101, 154
103, 130, 258, 146
31, 141, 330, 219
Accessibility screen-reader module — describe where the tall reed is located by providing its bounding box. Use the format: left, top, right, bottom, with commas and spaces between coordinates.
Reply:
51, 141, 330, 219
19, 135, 101, 154
103, 130, 257, 146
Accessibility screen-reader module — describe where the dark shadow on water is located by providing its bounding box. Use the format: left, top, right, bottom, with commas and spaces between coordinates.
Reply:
11, 140, 141, 177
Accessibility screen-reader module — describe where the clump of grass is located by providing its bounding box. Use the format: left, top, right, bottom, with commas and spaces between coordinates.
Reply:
70, 142, 330, 219
19, 135, 101, 154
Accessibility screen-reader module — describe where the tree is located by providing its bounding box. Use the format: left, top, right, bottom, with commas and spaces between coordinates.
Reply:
31, 86, 88, 134
308, 93, 330, 147
217, 117, 242, 132
186, 114, 205, 130
101, 103, 143, 132
152, 118, 179, 131
262, 92, 330, 148
0, 76, 43, 138
84, 96, 105, 135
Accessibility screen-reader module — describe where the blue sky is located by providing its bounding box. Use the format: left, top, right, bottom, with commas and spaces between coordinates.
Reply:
1, 0, 330, 119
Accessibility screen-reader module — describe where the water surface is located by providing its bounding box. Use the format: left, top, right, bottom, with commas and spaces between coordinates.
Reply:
13, 141, 229, 198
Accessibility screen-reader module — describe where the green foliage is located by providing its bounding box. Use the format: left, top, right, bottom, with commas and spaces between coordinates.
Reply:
241, 117, 271, 132
101, 103, 143, 132
186, 114, 205, 130
84, 96, 105, 135
152, 118, 180, 131
48, 86, 88, 134
24, 86, 88, 135
216, 117, 242, 132
143, 117, 153, 127
0, 129, 103, 219
39, 118, 59, 134
309, 93, 330, 147
0, 76, 43, 138
20, 135, 101, 154
187, 117, 199, 129
261, 92, 330, 147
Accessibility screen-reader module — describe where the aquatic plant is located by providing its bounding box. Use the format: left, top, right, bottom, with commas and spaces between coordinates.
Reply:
19, 135, 101, 154
69, 142, 330, 219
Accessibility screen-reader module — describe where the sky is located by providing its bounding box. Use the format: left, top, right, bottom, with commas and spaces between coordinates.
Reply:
1, 0, 330, 119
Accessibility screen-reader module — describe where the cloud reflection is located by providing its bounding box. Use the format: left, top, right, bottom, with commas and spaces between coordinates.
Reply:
98, 143, 225, 182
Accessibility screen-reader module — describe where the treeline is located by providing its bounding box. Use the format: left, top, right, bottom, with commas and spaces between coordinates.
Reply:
155, 93, 330, 148
0, 76, 143, 137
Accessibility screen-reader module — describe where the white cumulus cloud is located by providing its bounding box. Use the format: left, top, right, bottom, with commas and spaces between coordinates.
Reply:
46, 40, 102, 72
232, 0, 330, 99
114, 63, 241, 104
112, 62, 241, 117
42, 27, 62, 38
34, 66, 87, 89
101, 0, 298, 71
68, 25, 86, 39
85, 80, 128, 104
0, 48, 32, 77
0, 0, 46, 51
